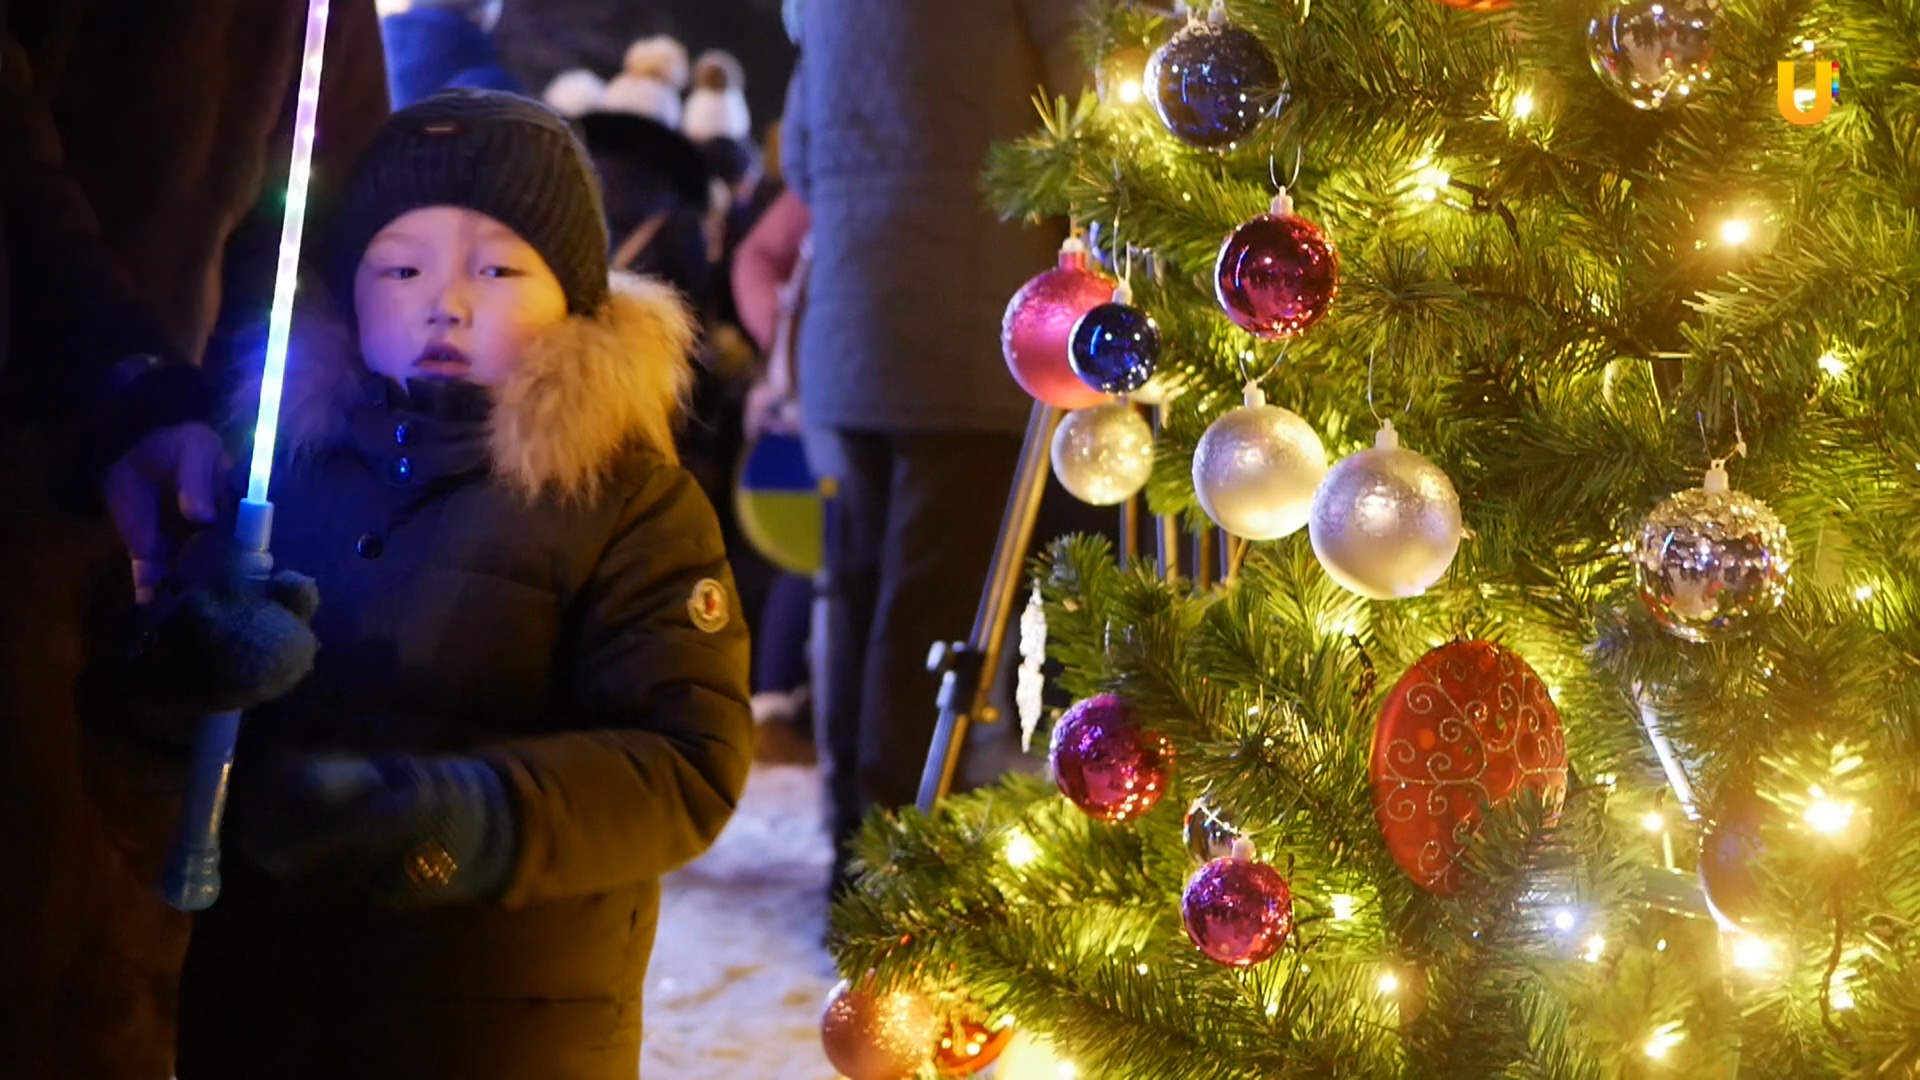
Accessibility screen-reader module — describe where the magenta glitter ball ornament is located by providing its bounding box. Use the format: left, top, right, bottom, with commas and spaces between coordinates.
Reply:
1002, 237, 1117, 410
1048, 693, 1172, 823
1214, 191, 1338, 340
1181, 839, 1294, 967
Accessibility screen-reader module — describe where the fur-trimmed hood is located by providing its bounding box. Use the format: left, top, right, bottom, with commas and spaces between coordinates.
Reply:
240, 271, 695, 501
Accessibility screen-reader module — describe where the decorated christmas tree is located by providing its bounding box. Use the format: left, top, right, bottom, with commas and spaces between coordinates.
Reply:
820, 0, 1920, 1076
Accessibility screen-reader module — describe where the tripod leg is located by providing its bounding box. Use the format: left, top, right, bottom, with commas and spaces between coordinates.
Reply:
917, 403, 1061, 812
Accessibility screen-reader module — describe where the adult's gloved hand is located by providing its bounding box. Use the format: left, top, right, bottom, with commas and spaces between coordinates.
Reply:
233, 752, 519, 909
104, 421, 226, 605
127, 570, 321, 746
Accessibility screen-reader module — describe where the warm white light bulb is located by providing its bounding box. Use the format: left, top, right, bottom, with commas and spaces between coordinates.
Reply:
1331, 894, 1358, 923
1645, 1023, 1685, 1060
1818, 350, 1847, 376
1721, 218, 1754, 246
1118, 79, 1142, 105
1005, 831, 1040, 868
1730, 934, 1778, 973
1377, 972, 1401, 995
1552, 909, 1577, 933
1583, 934, 1607, 963
1805, 788, 1857, 836
1854, 583, 1876, 602
1510, 90, 1536, 120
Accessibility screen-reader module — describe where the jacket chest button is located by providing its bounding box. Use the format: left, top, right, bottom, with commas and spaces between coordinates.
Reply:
393, 421, 412, 445
355, 531, 386, 559
389, 456, 413, 483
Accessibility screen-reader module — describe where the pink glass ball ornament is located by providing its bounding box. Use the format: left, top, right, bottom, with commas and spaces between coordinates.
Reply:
1002, 236, 1116, 410
1181, 837, 1294, 966
1047, 693, 1173, 823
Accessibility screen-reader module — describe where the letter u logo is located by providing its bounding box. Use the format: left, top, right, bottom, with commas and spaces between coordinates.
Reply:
1778, 60, 1838, 126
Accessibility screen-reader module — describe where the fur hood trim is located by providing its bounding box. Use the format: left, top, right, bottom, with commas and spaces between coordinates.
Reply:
241, 272, 695, 502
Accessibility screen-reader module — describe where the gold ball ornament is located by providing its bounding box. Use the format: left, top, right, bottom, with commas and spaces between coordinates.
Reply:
1050, 403, 1154, 506
820, 979, 939, 1080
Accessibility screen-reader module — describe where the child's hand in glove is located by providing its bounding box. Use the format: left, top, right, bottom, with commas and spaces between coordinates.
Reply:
127, 570, 320, 744
232, 751, 519, 909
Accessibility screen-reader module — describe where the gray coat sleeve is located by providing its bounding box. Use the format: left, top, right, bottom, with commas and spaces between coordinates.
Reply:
780, 61, 811, 203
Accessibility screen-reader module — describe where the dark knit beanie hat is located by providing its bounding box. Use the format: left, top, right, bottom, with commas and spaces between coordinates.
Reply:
330, 89, 611, 315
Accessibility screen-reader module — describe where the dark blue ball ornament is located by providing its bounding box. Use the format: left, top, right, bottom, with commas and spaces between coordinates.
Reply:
1146, 15, 1281, 151
1069, 292, 1160, 395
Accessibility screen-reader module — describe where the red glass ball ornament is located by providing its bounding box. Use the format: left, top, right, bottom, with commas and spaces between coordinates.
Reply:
1048, 693, 1173, 823
1369, 640, 1568, 894
932, 1014, 1014, 1076
1214, 194, 1338, 339
1433, 0, 1511, 9
1003, 241, 1116, 410
820, 980, 939, 1080
1181, 844, 1294, 966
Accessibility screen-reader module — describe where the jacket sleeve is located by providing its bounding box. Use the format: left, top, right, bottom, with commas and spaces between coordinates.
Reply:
1019, 0, 1093, 100
481, 465, 755, 907
0, 34, 214, 471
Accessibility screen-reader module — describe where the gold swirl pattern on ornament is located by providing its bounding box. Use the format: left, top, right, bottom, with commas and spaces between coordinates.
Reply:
1372, 642, 1569, 889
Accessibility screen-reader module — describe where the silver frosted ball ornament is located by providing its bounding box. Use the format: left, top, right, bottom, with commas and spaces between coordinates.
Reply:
1633, 462, 1793, 643
1191, 384, 1328, 540
1051, 402, 1155, 506
1308, 420, 1464, 600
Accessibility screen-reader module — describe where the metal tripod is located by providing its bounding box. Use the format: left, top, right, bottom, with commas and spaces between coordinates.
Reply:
914, 400, 1231, 812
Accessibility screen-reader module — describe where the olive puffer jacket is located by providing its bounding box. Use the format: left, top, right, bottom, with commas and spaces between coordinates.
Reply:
174, 273, 755, 1080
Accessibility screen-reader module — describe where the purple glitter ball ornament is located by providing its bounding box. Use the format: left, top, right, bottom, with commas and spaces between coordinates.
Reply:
1047, 694, 1172, 823
1181, 840, 1294, 967
1214, 191, 1339, 340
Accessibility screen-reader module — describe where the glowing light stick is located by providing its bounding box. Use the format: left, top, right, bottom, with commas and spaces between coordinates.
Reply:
162, 0, 332, 912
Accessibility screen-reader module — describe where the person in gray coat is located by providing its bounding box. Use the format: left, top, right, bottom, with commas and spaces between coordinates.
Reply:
781, 0, 1086, 888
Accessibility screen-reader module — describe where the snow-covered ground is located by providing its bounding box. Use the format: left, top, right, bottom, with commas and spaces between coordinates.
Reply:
642, 762, 842, 1080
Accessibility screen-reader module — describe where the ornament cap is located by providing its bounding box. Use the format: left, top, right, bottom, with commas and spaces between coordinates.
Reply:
1375, 418, 1400, 451
1230, 836, 1257, 862
1112, 277, 1134, 305
1059, 234, 1089, 270
1704, 461, 1731, 495
1243, 382, 1267, 409
1270, 188, 1294, 217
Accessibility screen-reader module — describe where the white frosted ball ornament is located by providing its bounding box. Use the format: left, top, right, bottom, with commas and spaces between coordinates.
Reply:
1051, 403, 1155, 506
1191, 384, 1328, 540
1309, 420, 1464, 600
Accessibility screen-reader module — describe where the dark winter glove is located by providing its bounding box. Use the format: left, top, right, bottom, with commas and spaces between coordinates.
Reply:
233, 752, 520, 909
126, 570, 321, 746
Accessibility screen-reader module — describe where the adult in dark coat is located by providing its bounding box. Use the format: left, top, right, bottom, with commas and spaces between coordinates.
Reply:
0, 2, 390, 1077
780, 0, 1086, 879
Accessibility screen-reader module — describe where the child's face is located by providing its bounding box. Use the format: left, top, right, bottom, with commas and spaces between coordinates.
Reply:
355, 207, 569, 388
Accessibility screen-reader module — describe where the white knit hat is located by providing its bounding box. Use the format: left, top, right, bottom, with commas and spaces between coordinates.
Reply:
600, 35, 689, 128
682, 49, 750, 143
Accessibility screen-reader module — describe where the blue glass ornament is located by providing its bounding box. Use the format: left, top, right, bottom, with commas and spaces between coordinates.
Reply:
1147, 14, 1281, 151
1069, 288, 1160, 395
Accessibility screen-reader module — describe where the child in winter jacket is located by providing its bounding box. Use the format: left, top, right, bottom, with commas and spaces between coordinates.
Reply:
155, 89, 753, 1080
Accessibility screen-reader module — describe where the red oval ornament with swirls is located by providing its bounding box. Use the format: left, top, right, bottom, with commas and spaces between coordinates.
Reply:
1369, 639, 1568, 894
